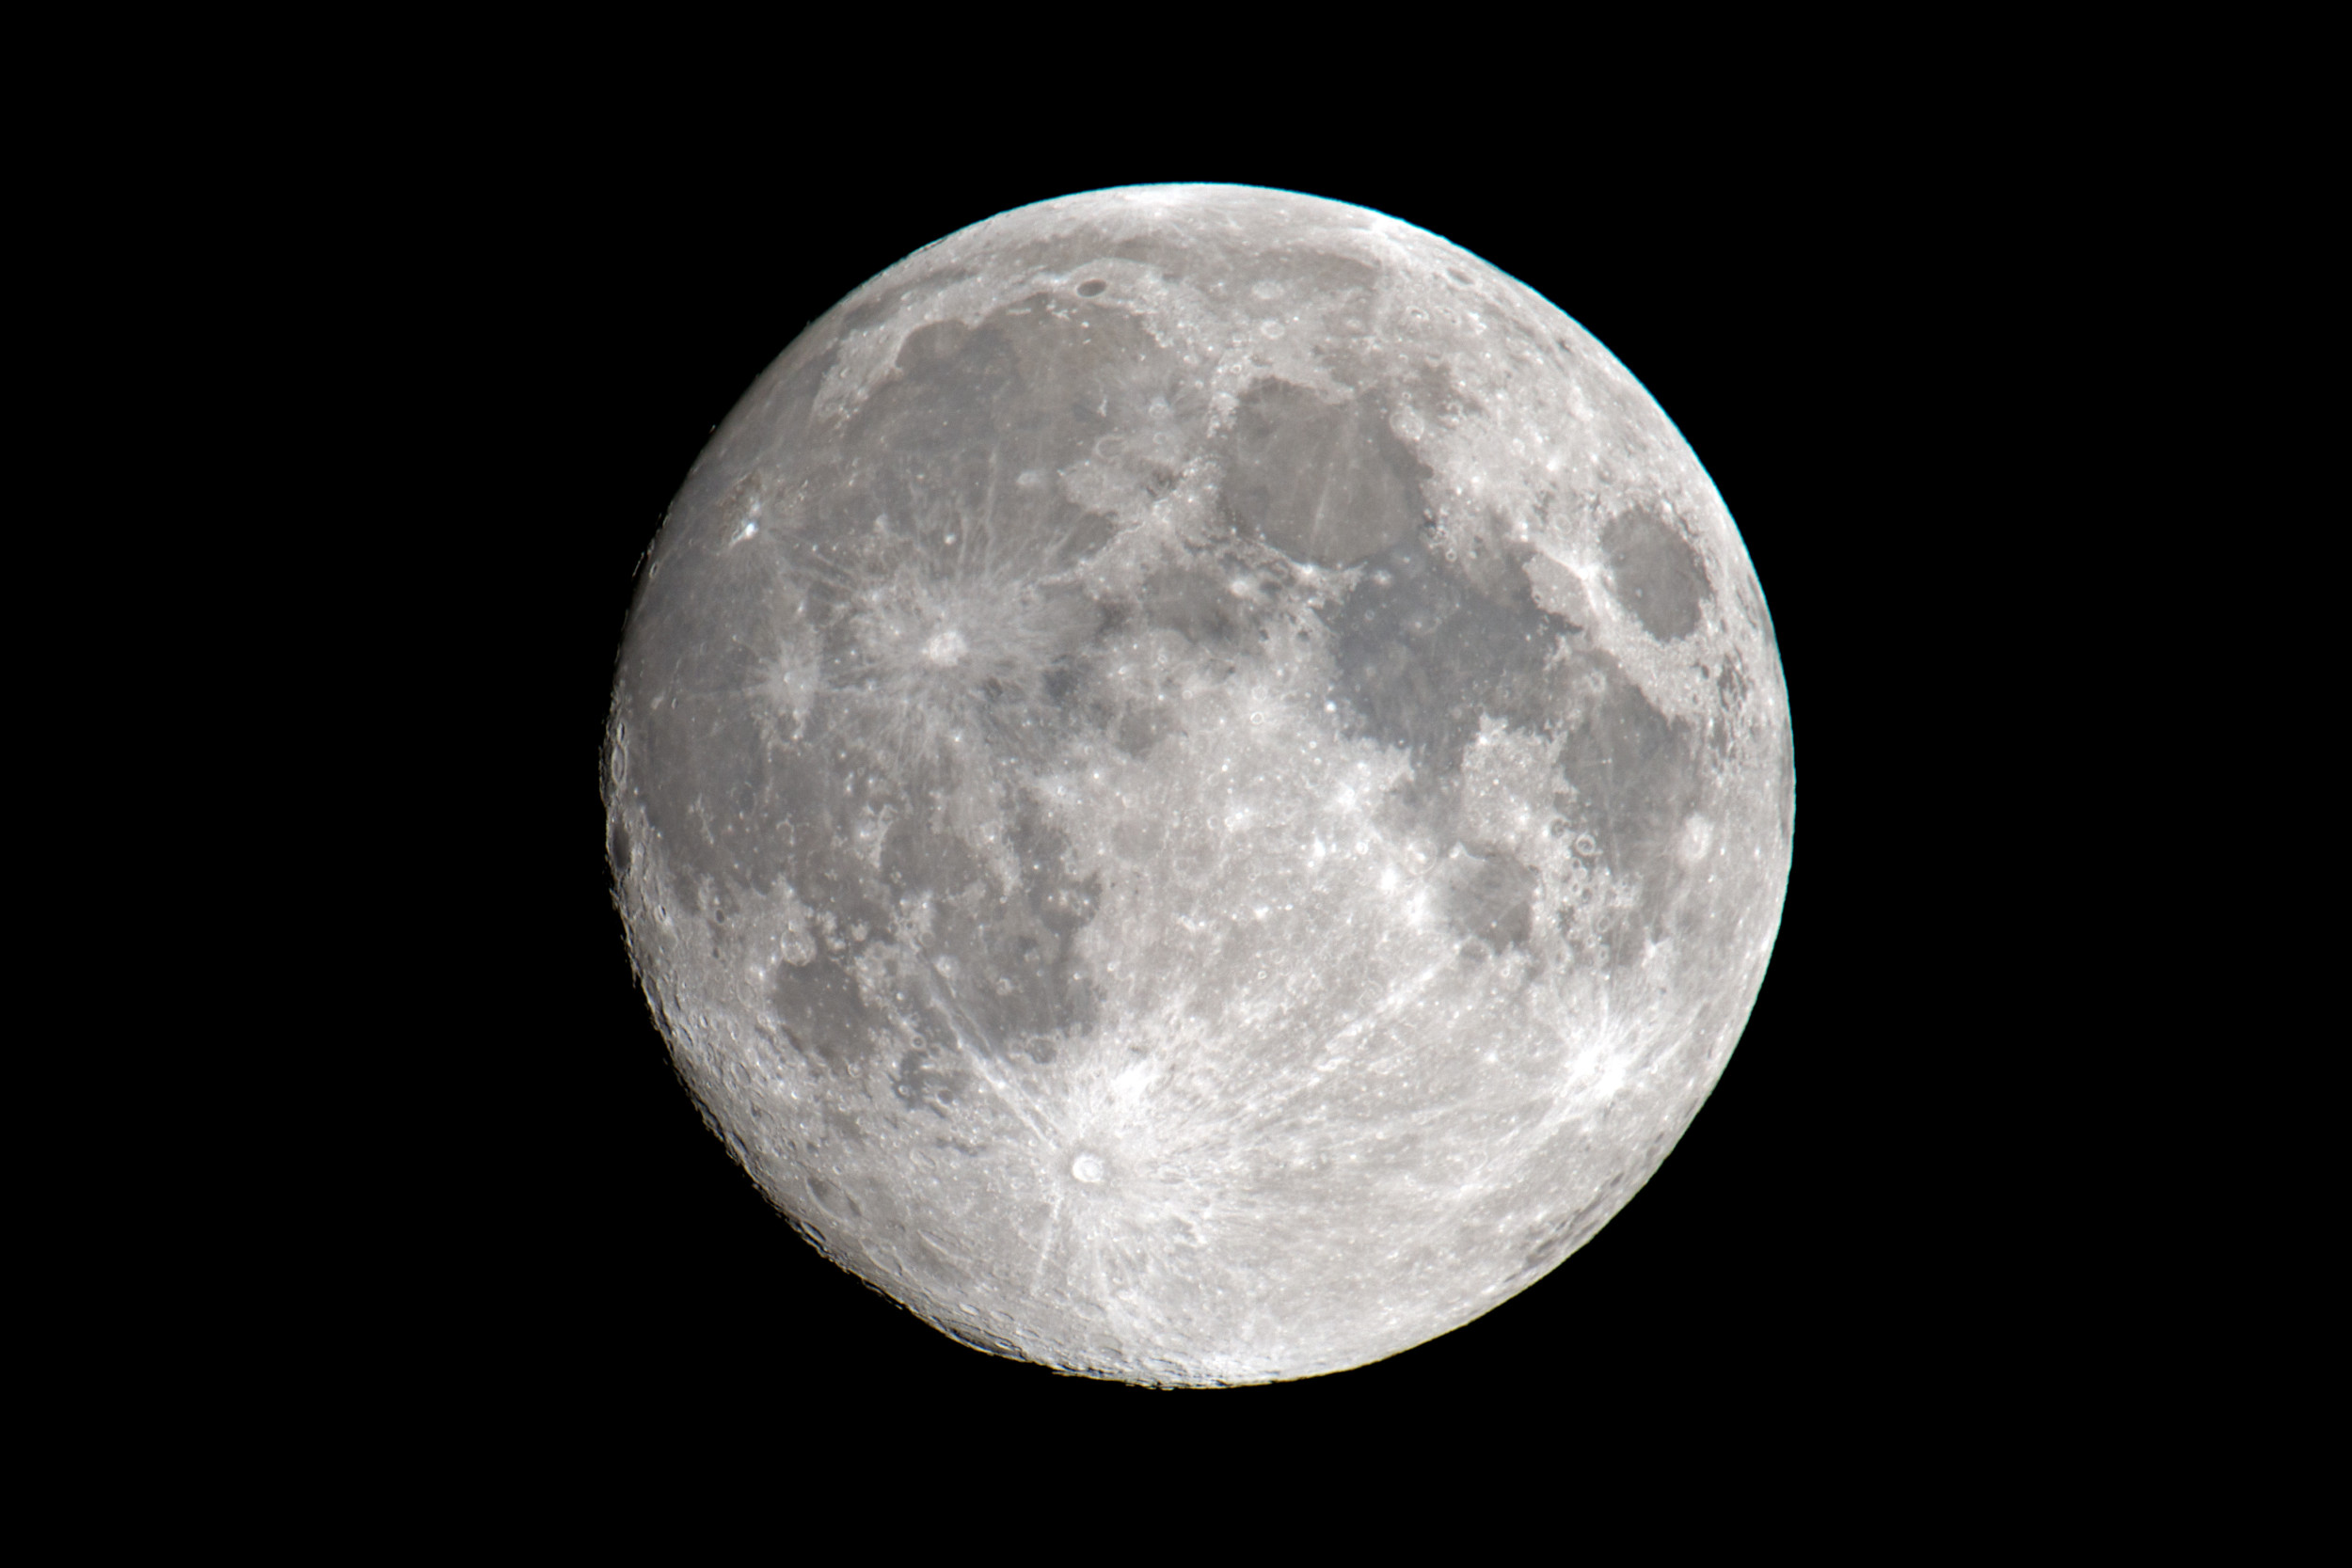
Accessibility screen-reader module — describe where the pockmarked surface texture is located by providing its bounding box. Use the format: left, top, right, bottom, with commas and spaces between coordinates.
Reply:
605, 185, 1793, 1386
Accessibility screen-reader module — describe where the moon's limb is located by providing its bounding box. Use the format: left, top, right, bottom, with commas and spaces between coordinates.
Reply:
605, 184, 1792, 1386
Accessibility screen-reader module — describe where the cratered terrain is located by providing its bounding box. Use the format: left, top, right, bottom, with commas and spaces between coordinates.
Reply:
604, 184, 1793, 1386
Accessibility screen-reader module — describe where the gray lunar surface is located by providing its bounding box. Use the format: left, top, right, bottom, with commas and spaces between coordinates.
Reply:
604, 184, 1793, 1386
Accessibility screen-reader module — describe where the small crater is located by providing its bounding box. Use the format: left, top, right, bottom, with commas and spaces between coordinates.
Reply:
1071, 1152, 1105, 1183
1075, 279, 1107, 297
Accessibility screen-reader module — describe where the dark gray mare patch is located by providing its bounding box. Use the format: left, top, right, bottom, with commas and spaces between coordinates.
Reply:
1553, 655, 1702, 937
1440, 845, 1538, 955
1600, 503, 1708, 641
1322, 539, 1574, 777
770, 948, 880, 1074
1221, 380, 1428, 568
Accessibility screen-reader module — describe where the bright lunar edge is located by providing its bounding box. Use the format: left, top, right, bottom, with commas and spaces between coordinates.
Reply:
605, 185, 1793, 1386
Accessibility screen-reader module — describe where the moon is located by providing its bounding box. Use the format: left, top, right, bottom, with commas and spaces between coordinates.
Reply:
603, 184, 1792, 1386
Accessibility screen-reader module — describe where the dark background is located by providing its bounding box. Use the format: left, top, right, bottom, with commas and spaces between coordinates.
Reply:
397, 142, 1992, 1444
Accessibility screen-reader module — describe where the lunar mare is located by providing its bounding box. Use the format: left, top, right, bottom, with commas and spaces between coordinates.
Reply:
605, 185, 1792, 1386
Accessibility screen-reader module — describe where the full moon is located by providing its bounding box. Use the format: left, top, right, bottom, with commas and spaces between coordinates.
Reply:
604, 185, 1792, 1386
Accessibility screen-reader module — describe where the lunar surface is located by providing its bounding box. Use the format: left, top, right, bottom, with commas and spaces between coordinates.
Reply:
604, 185, 1792, 1386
